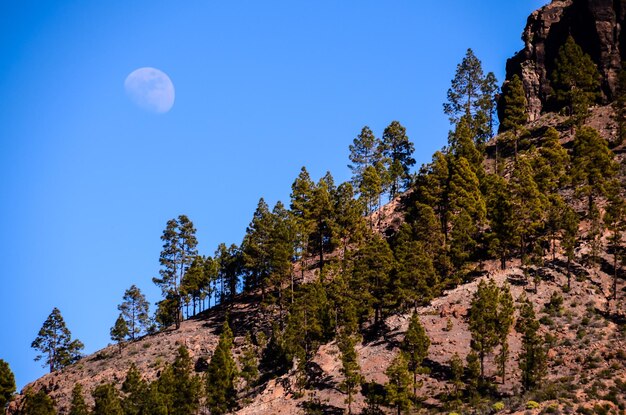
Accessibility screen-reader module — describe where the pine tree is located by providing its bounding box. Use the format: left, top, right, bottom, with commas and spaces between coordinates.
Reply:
121, 364, 147, 415
465, 351, 481, 398
448, 115, 484, 177
242, 198, 273, 295
92, 383, 123, 415
393, 225, 438, 309
484, 173, 516, 269
571, 126, 618, 216
239, 333, 259, 395
215, 243, 242, 303
21, 389, 55, 415
516, 296, 547, 391
153, 215, 198, 329
496, 283, 514, 383
171, 345, 201, 415
509, 157, 546, 266
551, 35, 600, 119
68, 384, 88, 415
333, 182, 365, 260
338, 332, 362, 415
308, 173, 337, 275
401, 312, 430, 401
468, 279, 500, 379
478, 71, 500, 142
117, 285, 150, 340
268, 201, 296, 318
110, 314, 129, 353
180, 255, 206, 317
32, 307, 84, 373
380, 121, 415, 198
0, 359, 15, 410
352, 234, 395, 325
444, 48, 486, 126
531, 127, 569, 193
499, 74, 527, 133
561, 205, 579, 289
385, 353, 412, 415
349, 126, 382, 189
449, 353, 463, 402
360, 165, 383, 223
206, 320, 238, 415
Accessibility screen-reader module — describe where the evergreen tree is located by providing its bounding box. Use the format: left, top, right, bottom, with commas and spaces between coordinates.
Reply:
242, 198, 273, 295
478, 71, 500, 142
551, 35, 600, 119
468, 279, 500, 379
180, 255, 206, 317
516, 296, 547, 391
465, 351, 481, 398
484, 173, 516, 269
31, 307, 84, 373
571, 126, 618, 216
117, 285, 150, 340
216, 243, 242, 303
349, 126, 382, 189
308, 173, 337, 275
499, 74, 527, 133
206, 320, 238, 415
393, 225, 438, 309
333, 182, 365, 260
153, 215, 198, 329
449, 353, 463, 402
154, 293, 180, 330
0, 359, 15, 410
268, 201, 296, 317
68, 384, 88, 415
531, 127, 569, 193
239, 333, 259, 395
401, 312, 430, 401
21, 389, 55, 415
413, 151, 450, 242
360, 165, 383, 222
561, 205, 579, 289
284, 282, 331, 361
121, 364, 147, 415
338, 332, 362, 415
171, 345, 201, 415
496, 284, 514, 383
448, 115, 484, 177
92, 383, 123, 415
110, 314, 129, 353
447, 156, 486, 268
509, 157, 546, 265
444, 48, 486, 126
385, 353, 412, 415
352, 234, 395, 325
380, 121, 415, 198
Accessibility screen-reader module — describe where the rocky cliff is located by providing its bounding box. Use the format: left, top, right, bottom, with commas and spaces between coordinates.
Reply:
502, 0, 626, 121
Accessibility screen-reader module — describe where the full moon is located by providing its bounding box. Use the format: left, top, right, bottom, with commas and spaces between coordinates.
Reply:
124, 67, 175, 113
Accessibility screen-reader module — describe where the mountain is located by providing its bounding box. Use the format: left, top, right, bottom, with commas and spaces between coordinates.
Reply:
7, 1, 626, 414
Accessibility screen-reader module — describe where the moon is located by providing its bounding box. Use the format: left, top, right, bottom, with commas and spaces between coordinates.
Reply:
124, 67, 175, 113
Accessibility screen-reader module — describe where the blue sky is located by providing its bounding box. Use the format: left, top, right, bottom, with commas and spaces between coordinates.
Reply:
0, 0, 546, 390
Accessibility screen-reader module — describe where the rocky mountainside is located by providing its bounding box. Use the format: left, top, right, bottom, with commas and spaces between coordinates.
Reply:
502, 0, 626, 121
8, 1, 626, 414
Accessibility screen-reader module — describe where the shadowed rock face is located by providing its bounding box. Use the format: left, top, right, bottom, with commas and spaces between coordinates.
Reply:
500, 0, 626, 122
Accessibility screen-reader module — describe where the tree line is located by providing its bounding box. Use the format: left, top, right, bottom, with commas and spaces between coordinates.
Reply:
8, 35, 625, 414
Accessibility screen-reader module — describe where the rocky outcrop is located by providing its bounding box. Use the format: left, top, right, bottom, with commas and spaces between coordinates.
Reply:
501, 0, 626, 122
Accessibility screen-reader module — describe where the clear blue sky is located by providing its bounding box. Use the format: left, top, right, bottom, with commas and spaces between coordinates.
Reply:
0, 0, 546, 390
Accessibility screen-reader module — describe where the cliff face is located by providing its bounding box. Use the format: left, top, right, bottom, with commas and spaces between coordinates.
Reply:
502, 0, 626, 121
